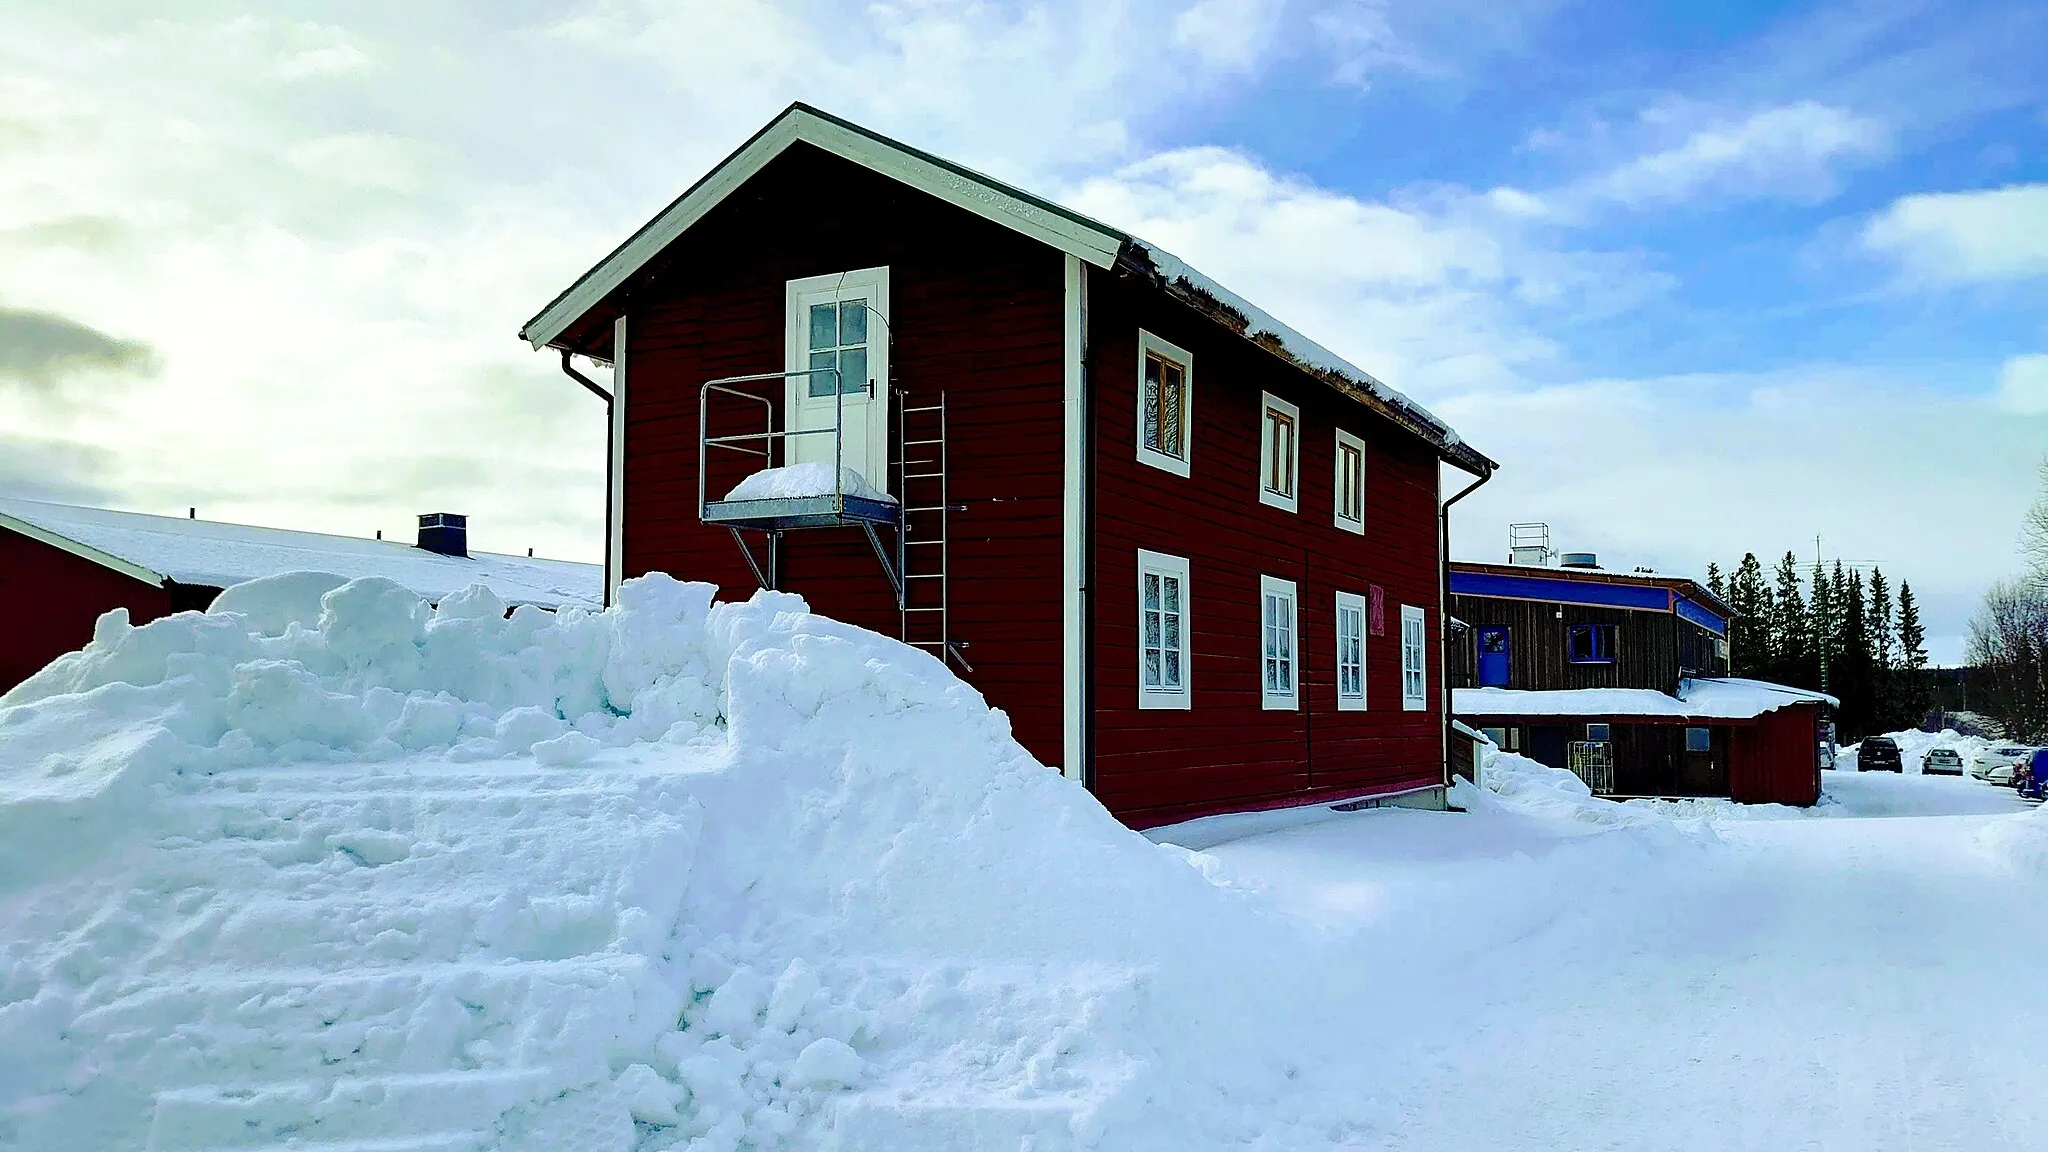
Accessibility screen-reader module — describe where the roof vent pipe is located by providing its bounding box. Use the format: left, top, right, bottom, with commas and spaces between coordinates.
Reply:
417, 512, 468, 558
1560, 552, 1599, 569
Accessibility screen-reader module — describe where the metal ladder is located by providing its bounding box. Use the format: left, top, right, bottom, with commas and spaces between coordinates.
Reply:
896, 390, 970, 671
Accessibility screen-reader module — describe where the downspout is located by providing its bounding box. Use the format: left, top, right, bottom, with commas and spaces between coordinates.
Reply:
560, 349, 615, 608
1440, 463, 1494, 791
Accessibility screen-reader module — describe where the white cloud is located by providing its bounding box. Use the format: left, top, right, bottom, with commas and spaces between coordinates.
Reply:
1171, 0, 1286, 74
1997, 354, 2048, 415
1580, 101, 1890, 210
1861, 183, 2048, 286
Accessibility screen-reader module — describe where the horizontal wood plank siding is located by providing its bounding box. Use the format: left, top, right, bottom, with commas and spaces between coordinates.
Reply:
617, 144, 1067, 767
1087, 268, 1445, 828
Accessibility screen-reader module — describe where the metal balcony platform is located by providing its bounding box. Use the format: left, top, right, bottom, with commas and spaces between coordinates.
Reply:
701, 493, 901, 531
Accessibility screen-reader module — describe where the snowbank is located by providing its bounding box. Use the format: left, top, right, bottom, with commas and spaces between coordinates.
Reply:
1981, 803, 2048, 879
722, 462, 893, 504
0, 574, 1406, 1151
1833, 727, 2000, 775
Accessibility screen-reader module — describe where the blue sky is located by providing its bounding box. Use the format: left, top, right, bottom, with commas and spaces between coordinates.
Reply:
0, 0, 2043, 661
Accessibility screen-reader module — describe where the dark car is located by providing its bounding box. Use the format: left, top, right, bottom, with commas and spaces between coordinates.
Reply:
1858, 736, 1903, 772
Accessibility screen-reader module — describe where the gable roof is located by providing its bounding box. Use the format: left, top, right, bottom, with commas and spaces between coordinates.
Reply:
520, 102, 1494, 477
0, 497, 602, 611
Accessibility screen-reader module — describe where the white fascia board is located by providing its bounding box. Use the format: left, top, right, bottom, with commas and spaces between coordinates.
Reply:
0, 510, 166, 588
523, 108, 1124, 351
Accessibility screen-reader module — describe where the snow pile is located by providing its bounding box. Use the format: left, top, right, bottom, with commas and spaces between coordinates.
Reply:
722, 463, 894, 504
0, 574, 1388, 1152
1453, 745, 1672, 833
1980, 802, 2048, 879
1833, 728, 2000, 774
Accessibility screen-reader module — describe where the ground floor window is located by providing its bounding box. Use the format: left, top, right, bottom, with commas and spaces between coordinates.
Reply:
1587, 722, 1611, 742
1400, 604, 1427, 710
1261, 575, 1298, 710
1335, 591, 1366, 711
1137, 550, 1190, 710
1685, 726, 1712, 753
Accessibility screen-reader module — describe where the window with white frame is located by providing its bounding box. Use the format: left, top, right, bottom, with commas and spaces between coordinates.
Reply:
1333, 428, 1366, 534
1400, 604, 1427, 711
1335, 591, 1366, 711
1260, 575, 1298, 709
1258, 393, 1299, 512
1136, 331, 1192, 477
1137, 550, 1191, 709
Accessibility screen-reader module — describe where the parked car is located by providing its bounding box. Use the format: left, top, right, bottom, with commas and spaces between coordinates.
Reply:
1971, 745, 2035, 784
1858, 736, 1902, 772
1922, 748, 1965, 776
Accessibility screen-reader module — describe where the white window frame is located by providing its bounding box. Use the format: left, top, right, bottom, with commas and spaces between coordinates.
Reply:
1258, 392, 1300, 513
1335, 590, 1366, 712
1260, 575, 1299, 711
1333, 428, 1366, 535
1136, 550, 1192, 710
1135, 330, 1193, 478
1400, 604, 1427, 711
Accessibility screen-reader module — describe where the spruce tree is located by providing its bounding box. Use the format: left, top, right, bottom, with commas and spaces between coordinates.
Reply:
1868, 568, 1896, 727
1773, 552, 1813, 688
1706, 562, 1726, 601
1896, 583, 1932, 727
1810, 561, 1835, 691
1837, 570, 1874, 738
1728, 553, 1773, 677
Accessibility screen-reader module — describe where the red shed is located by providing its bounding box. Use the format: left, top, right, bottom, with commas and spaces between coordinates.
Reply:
0, 499, 601, 694
520, 104, 1498, 828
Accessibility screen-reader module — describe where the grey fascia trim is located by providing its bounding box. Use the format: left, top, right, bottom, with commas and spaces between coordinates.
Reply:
0, 511, 166, 588
522, 107, 1124, 351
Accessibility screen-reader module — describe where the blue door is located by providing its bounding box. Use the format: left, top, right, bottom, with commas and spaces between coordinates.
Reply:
1477, 626, 1510, 687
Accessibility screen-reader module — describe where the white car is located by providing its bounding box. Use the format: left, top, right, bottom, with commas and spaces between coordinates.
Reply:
1971, 745, 2034, 785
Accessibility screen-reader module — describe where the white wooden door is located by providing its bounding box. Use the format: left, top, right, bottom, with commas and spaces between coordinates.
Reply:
785, 267, 890, 491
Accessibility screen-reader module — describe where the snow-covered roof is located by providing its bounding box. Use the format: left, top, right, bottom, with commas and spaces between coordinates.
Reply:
520, 102, 1494, 478
0, 497, 601, 611
1455, 678, 1836, 722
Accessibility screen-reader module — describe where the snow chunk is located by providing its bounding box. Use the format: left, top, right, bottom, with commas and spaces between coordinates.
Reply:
792, 1037, 864, 1088
723, 462, 894, 503
207, 571, 350, 636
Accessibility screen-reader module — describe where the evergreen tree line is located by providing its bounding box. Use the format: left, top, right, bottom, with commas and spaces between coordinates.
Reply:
1704, 554, 1930, 741
1964, 460, 2048, 744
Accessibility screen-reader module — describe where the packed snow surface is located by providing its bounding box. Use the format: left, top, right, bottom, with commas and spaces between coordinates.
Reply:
0, 496, 600, 609
721, 464, 893, 504
4, 583, 2045, 1150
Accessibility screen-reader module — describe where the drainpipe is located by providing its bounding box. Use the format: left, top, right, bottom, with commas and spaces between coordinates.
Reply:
560, 349, 615, 608
1440, 463, 1494, 790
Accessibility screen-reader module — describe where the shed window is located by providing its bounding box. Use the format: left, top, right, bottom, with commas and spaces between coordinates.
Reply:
1259, 393, 1300, 512
1335, 591, 1366, 711
1333, 428, 1365, 533
1686, 727, 1712, 753
1587, 722, 1611, 742
1400, 604, 1427, 710
805, 298, 871, 396
1261, 575, 1298, 710
1567, 623, 1618, 664
1137, 550, 1191, 710
1137, 331, 1192, 477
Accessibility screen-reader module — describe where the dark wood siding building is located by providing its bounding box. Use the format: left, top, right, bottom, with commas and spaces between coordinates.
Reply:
520, 103, 1497, 829
1446, 560, 1829, 806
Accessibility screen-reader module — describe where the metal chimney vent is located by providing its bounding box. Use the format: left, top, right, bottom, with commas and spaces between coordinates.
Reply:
417, 512, 468, 558
1560, 552, 1599, 569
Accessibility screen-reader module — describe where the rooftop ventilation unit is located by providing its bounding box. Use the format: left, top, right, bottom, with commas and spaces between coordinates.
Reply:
1560, 552, 1600, 570
1508, 522, 1552, 567
417, 512, 468, 558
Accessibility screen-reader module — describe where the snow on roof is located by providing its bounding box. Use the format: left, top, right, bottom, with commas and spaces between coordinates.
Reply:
520, 102, 1494, 477
1455, 677, 1835, 722
0, 497, 601, 611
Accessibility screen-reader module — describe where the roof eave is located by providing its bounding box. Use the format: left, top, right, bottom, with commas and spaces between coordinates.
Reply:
0, 509, 167, 589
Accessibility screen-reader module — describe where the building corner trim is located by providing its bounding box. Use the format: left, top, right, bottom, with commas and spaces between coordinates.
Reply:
1062, 254, 1089, 785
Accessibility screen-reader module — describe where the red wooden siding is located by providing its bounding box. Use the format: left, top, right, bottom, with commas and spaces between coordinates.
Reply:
1729, 702, 1823, 806
1086, 269, 1445, 827
615, 144, 1068, 766
0, 529, 174, 691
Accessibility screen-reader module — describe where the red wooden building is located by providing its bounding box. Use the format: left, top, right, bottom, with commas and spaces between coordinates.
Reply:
0, 498, 599, 694
520, 104, 1496, 828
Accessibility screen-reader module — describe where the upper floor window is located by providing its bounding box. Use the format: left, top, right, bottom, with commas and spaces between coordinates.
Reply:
1261, 575, 1298, 710
1333, 428, 1365, 534
1138, 550, 1191, 710
1137, 331, 1192, 477
1568, 623, 1619, 665
1335, 591, 1366, 711
1259, 393, 1299, 513
1400, 604, 1427, 711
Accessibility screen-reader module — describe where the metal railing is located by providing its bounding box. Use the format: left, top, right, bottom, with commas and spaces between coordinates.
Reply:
695, 366, 845, 520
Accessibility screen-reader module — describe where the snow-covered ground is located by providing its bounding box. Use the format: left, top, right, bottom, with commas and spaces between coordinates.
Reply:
4, 578, 2046, 1151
